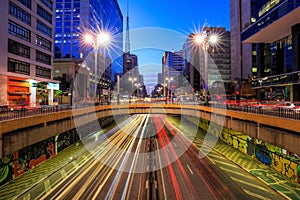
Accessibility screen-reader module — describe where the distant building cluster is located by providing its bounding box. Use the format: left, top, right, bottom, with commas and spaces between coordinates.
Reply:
158, 27, 231, 101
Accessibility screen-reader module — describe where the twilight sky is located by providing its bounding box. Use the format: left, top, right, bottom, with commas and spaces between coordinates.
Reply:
117, 0, 230, 91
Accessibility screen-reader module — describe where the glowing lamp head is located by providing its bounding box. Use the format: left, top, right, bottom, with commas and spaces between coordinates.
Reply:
209, 34, 218, 44
194, 34, 205, 44
97, 32, 111, 46
84, 34, 94, 45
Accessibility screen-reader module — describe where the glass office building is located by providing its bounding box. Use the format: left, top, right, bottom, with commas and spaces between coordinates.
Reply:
241, 0, 300, 101
54, 0, 123, 77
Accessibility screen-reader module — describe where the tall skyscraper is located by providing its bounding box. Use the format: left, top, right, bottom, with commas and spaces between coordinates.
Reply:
121, 0, 141, 97
0, 0, 56, 107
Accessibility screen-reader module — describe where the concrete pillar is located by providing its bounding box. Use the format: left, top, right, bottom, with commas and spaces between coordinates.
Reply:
292, 24, 300, 101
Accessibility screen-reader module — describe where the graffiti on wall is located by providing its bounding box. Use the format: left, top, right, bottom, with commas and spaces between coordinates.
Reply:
255, 144, 272, 166
13, 138, 55, 179
220, 128, 248, 154
197, 117, 300, 183
0, 137, 56, 185
214, 123, 300, 182
272, 153, 299, 182
0, 155, 13, 185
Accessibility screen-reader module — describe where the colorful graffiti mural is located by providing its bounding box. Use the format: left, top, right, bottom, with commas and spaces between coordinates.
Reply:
0, 155, 13, 185
0, 129, 80, 186
0, 139, 57, 185
272, 153, 299, 182
219, 125, 300, 183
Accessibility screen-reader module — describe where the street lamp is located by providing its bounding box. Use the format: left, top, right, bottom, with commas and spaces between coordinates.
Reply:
135, 83, 140, 98
166, 77, 174, 103
194, 33, 218, 105
128, 77, 137, 97
84, 31, 111, 103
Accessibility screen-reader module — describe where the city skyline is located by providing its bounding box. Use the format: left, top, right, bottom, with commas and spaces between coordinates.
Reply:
117, 0, 230, 91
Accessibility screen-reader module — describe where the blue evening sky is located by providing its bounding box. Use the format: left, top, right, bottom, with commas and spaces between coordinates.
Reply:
117, 0, 230, 90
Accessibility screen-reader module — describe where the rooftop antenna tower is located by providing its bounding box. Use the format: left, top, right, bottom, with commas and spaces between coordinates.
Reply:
125, 0, 130, 53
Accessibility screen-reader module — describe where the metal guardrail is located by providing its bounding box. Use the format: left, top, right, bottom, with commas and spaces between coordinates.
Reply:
1, 101, 300, 121
0, 103, 96, 121
211, 102, 300, 121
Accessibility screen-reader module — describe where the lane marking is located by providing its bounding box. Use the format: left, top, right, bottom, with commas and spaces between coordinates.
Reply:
187, 164, 194, 175
213, 160, 236, 167
218, 166, 254, 178
243, 189, 272, 200
230, 177, 271, 192
208, 153, 227, 160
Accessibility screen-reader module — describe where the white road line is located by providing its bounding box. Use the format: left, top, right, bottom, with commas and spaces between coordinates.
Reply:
208, 153, 227, 160
218, 166, 254, 178
230, 177, 271, 192
243, 189, 272, 200
213, 160, 236, 167
187, 164, 194, 175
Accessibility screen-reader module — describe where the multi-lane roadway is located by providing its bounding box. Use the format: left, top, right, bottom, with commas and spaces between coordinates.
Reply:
8, 113, 290, 199
14, 114, 258, 199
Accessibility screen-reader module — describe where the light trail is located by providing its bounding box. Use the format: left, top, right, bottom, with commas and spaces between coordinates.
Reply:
156, 115, 199, 199
104, 114, 148, 200
153, 115, 182, 200
121, 114, 150, 200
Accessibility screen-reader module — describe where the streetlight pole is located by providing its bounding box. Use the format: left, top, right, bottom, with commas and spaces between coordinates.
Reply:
128, 77, 136, 97
84, 31, 111, 104
117, 75, 120, 105
194, 33, 218, 105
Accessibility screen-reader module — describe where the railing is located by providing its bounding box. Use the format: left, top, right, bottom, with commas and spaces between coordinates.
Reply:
211, 102, 300, 121
1, 101, 300, 121
0, 103, 95, 121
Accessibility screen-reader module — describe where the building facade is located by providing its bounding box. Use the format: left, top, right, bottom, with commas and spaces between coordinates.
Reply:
121, 53, 140, 97
183, 27, 231, 98
0, 0, 56, 107
230, 0, 270, 98
162, 51, 185, 98
54, 0, 123, 102
241, 0, 300, 101
182, 34, 201, 94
